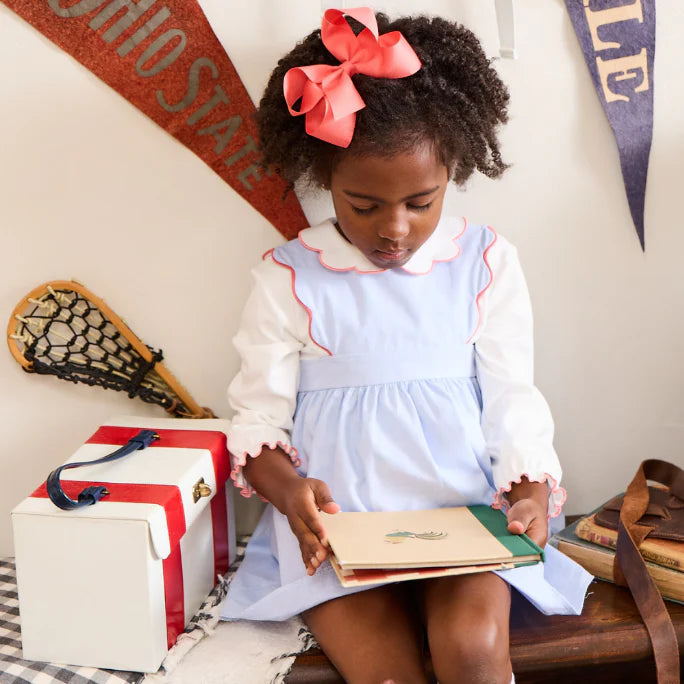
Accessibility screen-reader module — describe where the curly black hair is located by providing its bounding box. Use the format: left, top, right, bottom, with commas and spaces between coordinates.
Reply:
256, 12, 510, 190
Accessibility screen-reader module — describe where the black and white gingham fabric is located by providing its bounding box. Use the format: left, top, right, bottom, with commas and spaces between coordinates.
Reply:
0, 536, 249, 684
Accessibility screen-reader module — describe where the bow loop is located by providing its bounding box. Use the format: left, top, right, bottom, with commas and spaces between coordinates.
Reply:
282, 7, 421, 147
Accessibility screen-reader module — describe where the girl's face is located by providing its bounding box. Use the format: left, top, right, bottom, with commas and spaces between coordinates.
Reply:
329, 142, 449, 270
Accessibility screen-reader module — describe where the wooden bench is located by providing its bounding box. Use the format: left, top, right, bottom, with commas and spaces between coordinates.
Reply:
286, 557, 684, 683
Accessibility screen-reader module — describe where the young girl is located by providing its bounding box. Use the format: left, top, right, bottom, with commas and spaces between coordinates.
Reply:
221, 8, 592, 683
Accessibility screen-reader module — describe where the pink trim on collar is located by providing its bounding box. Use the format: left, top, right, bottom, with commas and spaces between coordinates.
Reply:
299, 231, 384, 274
402, 216, 466, 275
297, 218, 467, 275
466, 226, 497, 344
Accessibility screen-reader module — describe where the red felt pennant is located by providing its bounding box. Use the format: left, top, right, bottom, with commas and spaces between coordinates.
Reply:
2, 0, 308, 240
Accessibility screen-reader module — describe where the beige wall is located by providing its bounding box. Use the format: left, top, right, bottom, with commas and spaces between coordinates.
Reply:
1, 0, 683, 555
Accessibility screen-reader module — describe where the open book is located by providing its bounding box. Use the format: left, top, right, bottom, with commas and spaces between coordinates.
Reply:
321, 505, 544, 588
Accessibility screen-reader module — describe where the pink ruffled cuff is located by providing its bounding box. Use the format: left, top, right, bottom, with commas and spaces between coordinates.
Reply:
229, 440, 301, 499
491, 472, 566, 519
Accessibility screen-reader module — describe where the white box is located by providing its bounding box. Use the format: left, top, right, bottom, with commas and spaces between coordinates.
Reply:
11, 416, 236, 673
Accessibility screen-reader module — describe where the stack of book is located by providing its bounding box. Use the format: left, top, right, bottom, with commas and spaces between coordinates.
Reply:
552, 511, 683, 604
321, 505, 544, 588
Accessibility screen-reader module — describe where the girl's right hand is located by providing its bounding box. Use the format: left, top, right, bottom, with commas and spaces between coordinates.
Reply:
282, 477, 340, 576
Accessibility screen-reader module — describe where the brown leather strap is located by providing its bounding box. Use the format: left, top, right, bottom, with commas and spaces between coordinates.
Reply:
615, 459, 680, 684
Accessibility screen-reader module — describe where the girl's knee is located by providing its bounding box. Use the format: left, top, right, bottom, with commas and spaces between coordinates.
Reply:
440, 609, 507, 655
430, 614, 510, 683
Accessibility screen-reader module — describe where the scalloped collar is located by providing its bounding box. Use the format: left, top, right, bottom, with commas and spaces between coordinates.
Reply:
297, 217, 467, 275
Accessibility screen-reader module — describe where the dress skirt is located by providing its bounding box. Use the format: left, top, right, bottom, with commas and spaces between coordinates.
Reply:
221, 362, 592, 621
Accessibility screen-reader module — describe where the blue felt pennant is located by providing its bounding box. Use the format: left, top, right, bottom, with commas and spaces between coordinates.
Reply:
565, 0, 655, 250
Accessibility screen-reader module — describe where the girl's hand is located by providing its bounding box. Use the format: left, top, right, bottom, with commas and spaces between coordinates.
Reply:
505, 477, 550, 548
282, 477, 340, 576
506, 498, 548, 548
241, 447, 340, 574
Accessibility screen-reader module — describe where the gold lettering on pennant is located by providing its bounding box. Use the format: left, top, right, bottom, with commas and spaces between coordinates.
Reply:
117, 7, 170, 55
224, 135, 257, 169
238, 163, 262, 191
88, 0, 156, 42
583, 0, 643, 51
198, 116, 241, 154
156, 58, 218, 112
136, 29, 186, 77
186, 86, 230, 125
596, 48, 648, 102
47, 0, 109, 18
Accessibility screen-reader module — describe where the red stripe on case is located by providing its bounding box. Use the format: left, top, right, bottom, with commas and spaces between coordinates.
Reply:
32, 480, 186, 648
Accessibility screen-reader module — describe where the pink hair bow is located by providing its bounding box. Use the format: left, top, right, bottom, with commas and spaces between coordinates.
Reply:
283, 7, 421, 148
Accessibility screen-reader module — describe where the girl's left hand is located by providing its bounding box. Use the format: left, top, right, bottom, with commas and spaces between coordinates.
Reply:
504, 477, 550, 547
506, 498, 548, 548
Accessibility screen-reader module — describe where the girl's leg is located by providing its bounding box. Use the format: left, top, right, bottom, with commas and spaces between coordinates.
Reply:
303, 583, 428, 684
419, 572, 512, 684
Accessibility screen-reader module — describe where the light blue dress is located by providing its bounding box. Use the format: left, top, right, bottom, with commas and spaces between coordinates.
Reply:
221, 222, 592, 621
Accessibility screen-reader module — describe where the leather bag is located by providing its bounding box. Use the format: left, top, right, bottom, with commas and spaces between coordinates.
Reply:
596, 481, 684, 543
597, 459, 683, 684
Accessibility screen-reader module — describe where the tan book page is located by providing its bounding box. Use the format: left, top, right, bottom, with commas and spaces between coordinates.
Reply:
328, 554, 519, 588
321, 507, 516, 569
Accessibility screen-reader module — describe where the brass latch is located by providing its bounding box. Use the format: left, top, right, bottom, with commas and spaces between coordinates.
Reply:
192, 477, 212, 503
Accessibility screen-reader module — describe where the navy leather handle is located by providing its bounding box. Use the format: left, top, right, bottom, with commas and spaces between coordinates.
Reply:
46, 429, 160, 510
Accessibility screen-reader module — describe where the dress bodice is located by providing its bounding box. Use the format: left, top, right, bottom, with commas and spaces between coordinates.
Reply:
272, 219, 496, 390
